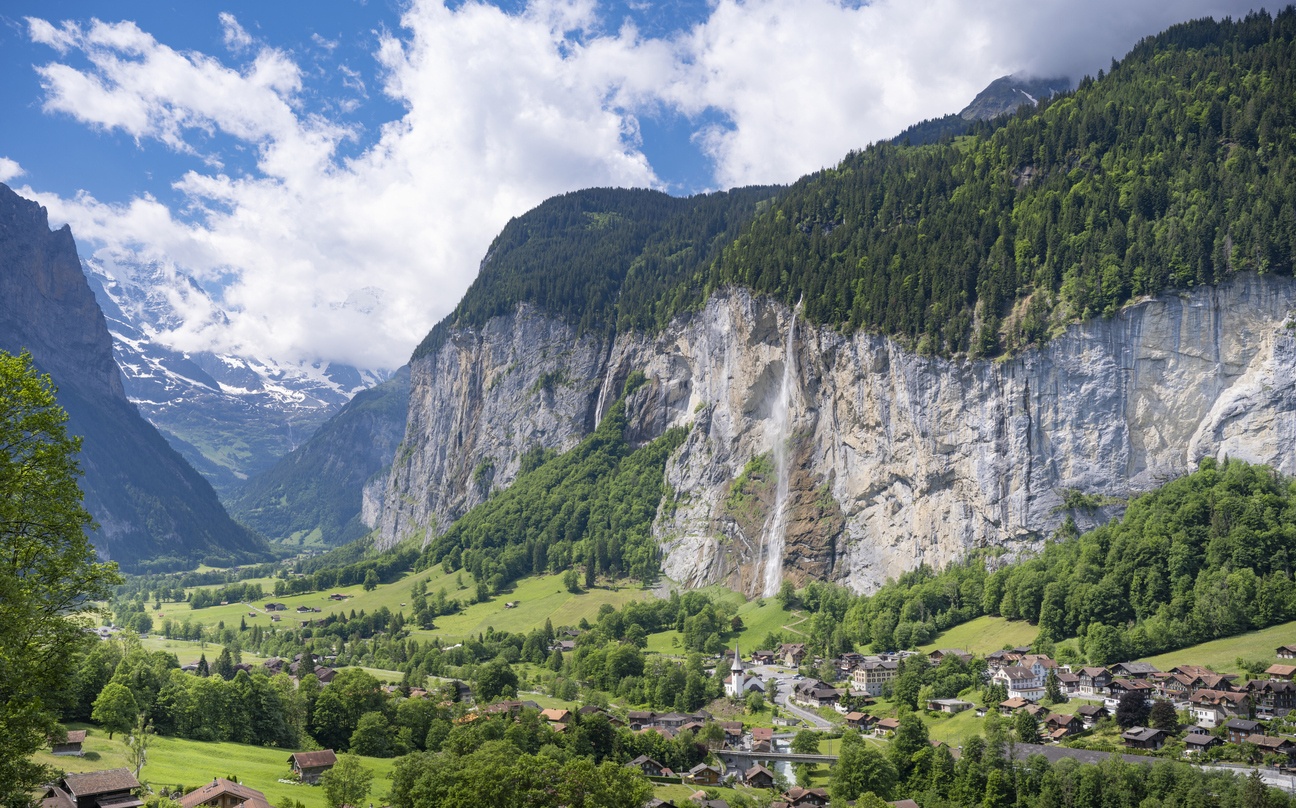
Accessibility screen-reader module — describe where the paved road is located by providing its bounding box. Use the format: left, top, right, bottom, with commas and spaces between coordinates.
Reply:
756, 669, 833, 729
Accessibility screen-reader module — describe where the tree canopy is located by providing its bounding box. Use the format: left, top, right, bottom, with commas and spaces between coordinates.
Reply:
0, 350, 120, 806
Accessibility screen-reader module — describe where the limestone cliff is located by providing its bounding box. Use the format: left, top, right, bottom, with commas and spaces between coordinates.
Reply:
378, 273, 1296, 593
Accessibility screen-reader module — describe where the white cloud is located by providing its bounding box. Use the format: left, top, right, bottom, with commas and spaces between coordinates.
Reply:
21, 0, 1264, 370
0, 157, 23, 183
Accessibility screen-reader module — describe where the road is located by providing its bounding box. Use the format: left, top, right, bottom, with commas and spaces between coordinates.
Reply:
752, 666, 834, 729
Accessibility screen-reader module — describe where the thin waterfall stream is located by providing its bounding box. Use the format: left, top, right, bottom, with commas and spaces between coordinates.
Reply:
761, 300, 800, 598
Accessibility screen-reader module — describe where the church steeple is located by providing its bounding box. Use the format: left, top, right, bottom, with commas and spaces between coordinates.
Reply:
731, 643, 743, 673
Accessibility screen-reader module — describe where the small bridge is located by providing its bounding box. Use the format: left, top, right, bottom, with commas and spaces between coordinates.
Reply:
716, 749, 839, 767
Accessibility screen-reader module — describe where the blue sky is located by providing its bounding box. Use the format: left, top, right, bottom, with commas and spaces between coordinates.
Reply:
0, 0, 1266, 371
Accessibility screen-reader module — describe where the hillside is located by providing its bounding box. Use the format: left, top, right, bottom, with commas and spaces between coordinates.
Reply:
375, 10, 1296, 595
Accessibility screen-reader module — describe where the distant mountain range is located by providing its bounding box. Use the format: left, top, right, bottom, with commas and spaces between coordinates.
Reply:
0, 183, 269, 571
83, 256, 388, 497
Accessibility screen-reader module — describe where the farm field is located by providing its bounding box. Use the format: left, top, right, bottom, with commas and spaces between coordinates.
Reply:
1136, 620, 1296, 675
31, 725, 396, 808
917, 616, 1039, 656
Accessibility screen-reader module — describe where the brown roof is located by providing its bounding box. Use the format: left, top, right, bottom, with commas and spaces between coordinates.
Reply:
288, 750, 338, 768
64, 770, 141, 798
1266, 664, 1296, 677
62, 730, 88, 744
179, 780, 272, 808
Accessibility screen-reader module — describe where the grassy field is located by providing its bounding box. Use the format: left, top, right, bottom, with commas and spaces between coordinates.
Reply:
1137, 620, 1296, 675
30, 725, 396, 808
918, 616, 1039, 656
409, 572, 653, 641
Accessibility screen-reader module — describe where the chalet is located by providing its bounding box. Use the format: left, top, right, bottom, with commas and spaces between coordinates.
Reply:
1248, 734, 1296, 762
1277, 645, 1296, 659
541, 708, 572, 725
1044, 713, 1082, 738
288, 750, 337, 784
927, 699, 974, 714
262, 658, 284, 673
313, 667, 337, 684
778, 643, 807, 667
780, 786, 830, 807
263, 603, 286, 611
1225, 718, 1264, 744
844, 711, 873, 730
851, 659, 899, 696
751, 726, 775, 752
794, 679, 843, 708
1056, 672, 1081, 695
178, 779, 272, 808
685, 763, 722, 786
1249, 679, 1296, 716
42, 769, 143, 808
993, 664, 1046, 701
1120, 726, 1169, 750
1077, 667, 1112, 695
1190, 689, 1253, 728
1110, 662, 1161, 680
875, 717, 901, 736
1182, 734, 1221, 754
549, 640, 577, 653
627, 711, 655, 730
928, 649, 972, 665
752, 650, 776, 665
626, 755, 670, 777
999, 697, 1034, 715
1265, 664, 1296, 682
1109, 678, 1156, 700
654, 712, 694, 730
51, 730, 87, 757
745, 764, 777, 789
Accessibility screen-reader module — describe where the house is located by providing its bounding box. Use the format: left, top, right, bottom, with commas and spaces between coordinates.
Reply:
42, 770, 142, 808
288, 750, 337, 784
844, 711, 873, 730
778, 643, 807, 667
685, 764, 722, 785
1077, 667, 1113, 695
794, 679, 843, 708
779, 787, 830, 807
328, 593, 348, 601
1266, 664, 1296, 682
752, 650, 776, 665
263, 603, 286, 611
851, 659, 899, 696
1109, 678, 1156, 701
1182, 734, 1221, 754
993, 664, 1046, 701
927, 699, 974, 714
1190, 689, 1253, 728
1056, 672, 1081, 695
1225, 718, 1264, 745
751, 726, 775, 752
875, 717, 901, 736
1278, 645, 1296, 659
1246, 734, 1296, 762
549, 640, 577, 653
1120, 726, 1169, 750
999, 697, 1034, 714
626, 755, 670, 777
1110, 662, 1161, 680
541, 708, 572, 725
1248, 679, 1296, 716
745, 764, 777, 789
51, 730, 87, 757
1044, 713, 1082, 738
627, 711, 655, 730
928, 649, 972, 665
178, 779, 272, 808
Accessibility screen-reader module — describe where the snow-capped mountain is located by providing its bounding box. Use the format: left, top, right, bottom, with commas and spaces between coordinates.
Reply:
83, 256, 389, 499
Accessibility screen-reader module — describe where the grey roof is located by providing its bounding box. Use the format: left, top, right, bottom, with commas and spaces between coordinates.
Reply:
64, 770, 141, 797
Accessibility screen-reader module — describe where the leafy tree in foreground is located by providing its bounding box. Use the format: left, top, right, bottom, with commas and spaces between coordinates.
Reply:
832, 732, 898, 803
0, 351, 120, 806
320, 754, 373, 808
91, 683, 137, 740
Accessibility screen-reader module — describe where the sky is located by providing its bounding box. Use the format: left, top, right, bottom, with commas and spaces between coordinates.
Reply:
0, 0, 1268, 373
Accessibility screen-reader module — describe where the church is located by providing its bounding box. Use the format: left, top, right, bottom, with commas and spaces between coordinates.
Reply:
724, 645, 765, 698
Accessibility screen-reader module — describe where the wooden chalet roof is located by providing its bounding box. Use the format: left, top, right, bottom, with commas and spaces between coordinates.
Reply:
288, 750, 337, 768
178, 780, 272, 808
64, 770, 141, 797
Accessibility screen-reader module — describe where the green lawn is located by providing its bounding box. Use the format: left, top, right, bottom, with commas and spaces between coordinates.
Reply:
1137, 620, 1296, 675
31, 726, 396, 808
918, 616, 1039, 656
408, 572, 653, 641
924, 705, 986, 746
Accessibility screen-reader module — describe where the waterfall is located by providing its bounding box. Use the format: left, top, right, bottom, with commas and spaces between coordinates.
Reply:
761, 301, 800, 598
593, 342, 616, 428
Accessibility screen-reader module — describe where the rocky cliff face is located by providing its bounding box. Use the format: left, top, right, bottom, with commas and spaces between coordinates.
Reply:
378, 273, 1296, 594
0, 183, 268, 570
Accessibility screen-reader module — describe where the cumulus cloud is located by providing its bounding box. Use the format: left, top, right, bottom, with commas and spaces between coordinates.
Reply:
0, 157, 23, 183
21, 0, 1264, 370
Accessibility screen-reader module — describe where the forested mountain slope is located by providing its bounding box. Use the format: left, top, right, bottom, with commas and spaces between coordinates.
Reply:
372, 10, 1296, 594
